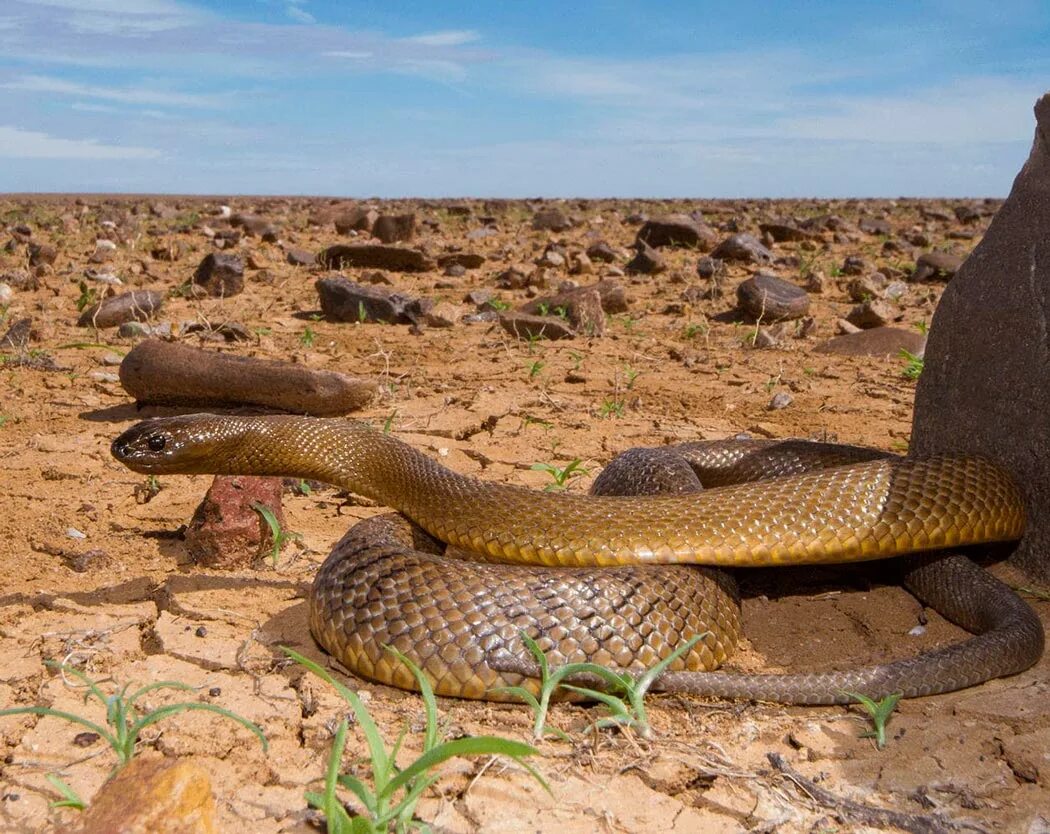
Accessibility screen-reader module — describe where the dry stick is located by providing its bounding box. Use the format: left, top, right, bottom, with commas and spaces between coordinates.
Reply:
767, 753, 986, 834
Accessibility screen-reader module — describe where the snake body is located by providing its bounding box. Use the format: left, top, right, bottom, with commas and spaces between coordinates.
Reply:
111, 414, 1043, 703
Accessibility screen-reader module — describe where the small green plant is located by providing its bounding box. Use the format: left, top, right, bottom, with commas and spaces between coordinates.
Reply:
536, 302, 550, 316
623, 365, 640, 390
1015, 585, 1050, 601
915, 320, 929, 335
618, 314, 639, 333
495, 633, 706, 740
527, 360, 545, 380
382, 410, 397, 434
357, 301, 368, 323
251, 502, 303, 565
487, 298, 511, 312
0, 661, 266, 804
843, 691, 902, 749
599, 398, 624, 419
683, 322, 707, 339
899, 348, 924, 379
284, 647, 546, 834
0, 415, 9, 428
253, 326, 273, 337
530, 459, 588, 491
75, 281, 98, 312
300, 326, 317, 348
45, 773, 87, 810
567, 351, 583, 371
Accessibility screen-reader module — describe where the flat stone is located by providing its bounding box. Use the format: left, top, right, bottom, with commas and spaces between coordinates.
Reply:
28, 242, 57, 267
229, 213, 277, 239
711, 233, 774, 263
316, 275, 415, 323
498, 311, 575, 341
814, 326, 926, 357
637, 214, 717, 249
1000, 727, 1050, 783
184, 475, 284, 569
77, 755, 216, 834
736, 273, 810, 321
78, 290, 164, 328
192, 253, 244, 297
285, 247, 315, 266
316, 244, 434, 272
758, 222, 822, 243
912, 92, 1050, 579
333, 206, 377, 234
586, 241, 618, 262
436, 252, 485, 270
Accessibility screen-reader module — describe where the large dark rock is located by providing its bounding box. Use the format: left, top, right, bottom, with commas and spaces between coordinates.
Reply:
736, 273, 810, 321
192, 253, 244, 297
912, 92, 1050, 579
814, 326, 925, 357
316, 275, 416, 323
317, 244, 434, 272
636, 214, 717, 249
372, 213, 416, 244
711, 233, 774, 264
78, 289, 164, 328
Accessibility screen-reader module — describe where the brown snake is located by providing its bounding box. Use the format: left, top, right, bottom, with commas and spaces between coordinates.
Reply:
111, 414, 1044, 704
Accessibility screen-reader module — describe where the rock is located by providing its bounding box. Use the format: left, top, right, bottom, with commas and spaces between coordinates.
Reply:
845, 299, 897, 329
840, 254, 871, 275
77, 755, 217, 834
858, 216, 892, 235
184, 475, 284, 568
436, 252, 485, 270
229, 213, 277, 239
78, 290, 164, 329
585, 241, 618, 263
836, 318, 862, 335
152, 240, 190, 262
421, 301, 464, 328
372, 213, 416, 244
1000, 728, 1050, 783
192, 253, 244, 297
334, 206, 378, 234
495, 265, 535, 289
0, 317, 32, 349
696, 256, 727, 281
758, 222, 821, 243
118, 339, 375, 415
316, 244, 434, 272
531, 208, 573, 231
814, 326, 926, 356
2, 269, 39, 290
118, 321, 172, 339
711, 233, 773, 264
285, 248, 315, 267
521, 286, 605, 336
28, 242, 57, 267
625, 240, 666, 274
498, 311, 575, 341
316, 276, 415, 324
636, 214, 717, 249
736, 273, 810, 321
846, 274, 887, 302
752, 328, 779, 348
911, 250, 965, 282
768, 392, 793, 410
912, 92, 1050, 579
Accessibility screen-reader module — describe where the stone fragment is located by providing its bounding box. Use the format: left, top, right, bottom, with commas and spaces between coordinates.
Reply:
625, 240, 665, 274
78, 290, 164, 328
736, 273, 810, 321
845, 299, 897, 329
285, 248, 315, 266
711, 233, 773, 264
28, 242, 57, 267
911, 250, 965, 282
421, 301, 464, 328
840, 254, 871, 275
1000, 728, 1050, 783
316, 276, 415, 324
229, 213, 277, 239
758, 222, 821, 243
913, 92, 1050, 579
846, 273, 887, 302
498, 311, 575, 341
77, 755, 217, 834
521, 286, 605, 336
0, 317, 32, 349
316, 244, 434, 272
118, 339, 375, 415
184, 475, 283, 568
768, 392, 793, 410
372, 213, 416, 243
436, 252, 485, 270
814, 326, 926, 356
858, 216, 892, 235
585, 241, 618, 263
334, 206, 378, 234
637, 214, 717, 249
531, 208, 573, 231
192, 253, 244, 297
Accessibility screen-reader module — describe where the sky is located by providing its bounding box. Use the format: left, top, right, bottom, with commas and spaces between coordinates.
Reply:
0, 0, 1047, 197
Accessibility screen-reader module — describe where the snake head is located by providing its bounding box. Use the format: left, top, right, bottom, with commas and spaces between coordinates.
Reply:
111, 416, 223, 474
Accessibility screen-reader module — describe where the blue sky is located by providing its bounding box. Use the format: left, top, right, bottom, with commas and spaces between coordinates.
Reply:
0, 0, 1047, 197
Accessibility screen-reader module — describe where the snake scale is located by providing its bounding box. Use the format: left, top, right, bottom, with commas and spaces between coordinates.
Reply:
111, 414, 1044, 704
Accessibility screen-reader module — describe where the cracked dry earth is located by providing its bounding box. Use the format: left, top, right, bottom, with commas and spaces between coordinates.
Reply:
0, 195, 1047, 834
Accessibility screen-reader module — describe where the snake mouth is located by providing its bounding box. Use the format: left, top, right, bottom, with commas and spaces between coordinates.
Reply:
111, 417, 212, 473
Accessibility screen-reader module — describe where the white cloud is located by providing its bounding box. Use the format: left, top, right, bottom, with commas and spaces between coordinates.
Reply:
0, 124, 162, 159
3, 75, 224, 108
285, 2, 314, 25
403, 29, 480, 47
323, 50, 373, 60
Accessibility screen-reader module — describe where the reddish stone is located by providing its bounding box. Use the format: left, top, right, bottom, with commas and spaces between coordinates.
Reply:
184, 476, 284, 569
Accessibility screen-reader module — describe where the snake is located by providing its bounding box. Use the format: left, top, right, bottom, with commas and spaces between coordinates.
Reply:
110, 414, 1044, 704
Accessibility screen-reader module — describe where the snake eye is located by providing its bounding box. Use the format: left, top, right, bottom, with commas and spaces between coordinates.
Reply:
147, 434, 167, 452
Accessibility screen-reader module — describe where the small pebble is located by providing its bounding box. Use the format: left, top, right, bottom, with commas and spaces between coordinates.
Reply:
768, 392, 793, 410
66, 527, 87, 540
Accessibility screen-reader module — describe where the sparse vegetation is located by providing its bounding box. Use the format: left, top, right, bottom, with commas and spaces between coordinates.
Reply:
844, 691, 902, 750
284, 647, 547, 834
899, 348, 924, 379
251, 501, 303, 565
530, 458, 588, 491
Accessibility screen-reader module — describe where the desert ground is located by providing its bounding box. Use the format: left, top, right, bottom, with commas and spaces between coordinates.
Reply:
0, 194, 1046, 833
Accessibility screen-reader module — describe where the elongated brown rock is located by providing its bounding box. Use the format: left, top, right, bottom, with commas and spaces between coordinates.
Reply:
119, 340, 375, 415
